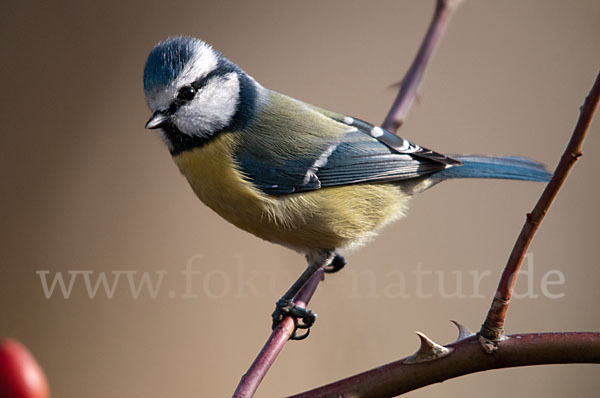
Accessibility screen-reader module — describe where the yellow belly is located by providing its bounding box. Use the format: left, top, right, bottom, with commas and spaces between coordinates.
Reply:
172, 133, 409, 251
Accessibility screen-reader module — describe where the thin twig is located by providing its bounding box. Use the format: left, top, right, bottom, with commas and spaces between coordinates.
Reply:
382, 0, 464, 133
286, 332, 600, 398
232, 270, 324, 398
479, 71, 600, 341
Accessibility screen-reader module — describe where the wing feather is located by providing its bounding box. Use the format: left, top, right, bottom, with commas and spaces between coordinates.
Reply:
235, 99, 460, 195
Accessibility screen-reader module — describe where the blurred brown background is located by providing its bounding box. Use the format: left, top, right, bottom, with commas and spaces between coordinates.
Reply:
1, 1, 599, 397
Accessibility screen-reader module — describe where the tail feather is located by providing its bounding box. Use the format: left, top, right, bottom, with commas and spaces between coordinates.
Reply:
434, 155, 552, 182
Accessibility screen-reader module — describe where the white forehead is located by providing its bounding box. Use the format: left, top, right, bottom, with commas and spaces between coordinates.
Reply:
175, 42, 219, 87
146, 42, 219, 112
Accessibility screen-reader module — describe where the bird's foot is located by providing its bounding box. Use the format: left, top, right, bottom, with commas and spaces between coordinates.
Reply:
271, 299, 317, 340
324, 254, 346, 274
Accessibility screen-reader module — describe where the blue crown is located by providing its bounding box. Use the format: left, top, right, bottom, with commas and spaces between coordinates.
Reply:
143, 36, 198, 95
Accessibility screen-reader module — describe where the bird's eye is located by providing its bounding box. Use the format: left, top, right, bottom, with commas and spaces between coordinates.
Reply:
177, 85, 196, 102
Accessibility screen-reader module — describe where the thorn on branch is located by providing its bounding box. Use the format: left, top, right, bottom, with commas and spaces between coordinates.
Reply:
451, 320, 475, 342
404, 332, 453, 364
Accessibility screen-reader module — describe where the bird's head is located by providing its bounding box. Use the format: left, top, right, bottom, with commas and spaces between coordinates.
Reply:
143, 36, 257, 154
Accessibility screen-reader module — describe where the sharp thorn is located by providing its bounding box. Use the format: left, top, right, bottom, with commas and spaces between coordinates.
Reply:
451, 320, 475, 341
387, 79, 403, 90
404, 331, 453, 364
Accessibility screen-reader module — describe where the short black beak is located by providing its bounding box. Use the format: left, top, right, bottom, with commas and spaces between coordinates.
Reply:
145, 111, 169, 130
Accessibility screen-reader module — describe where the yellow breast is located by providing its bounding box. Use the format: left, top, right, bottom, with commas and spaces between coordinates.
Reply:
172, 133, 410, 252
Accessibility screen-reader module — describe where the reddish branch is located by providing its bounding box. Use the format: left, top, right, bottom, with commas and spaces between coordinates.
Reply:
382, 0, 464, 132
286, 332, 600, 398
232, 270, 324, 398
480, 71, 600, 341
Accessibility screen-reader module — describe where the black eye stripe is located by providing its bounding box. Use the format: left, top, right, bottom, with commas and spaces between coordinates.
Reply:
192, 74, 213, 89
191, 67, 230, 90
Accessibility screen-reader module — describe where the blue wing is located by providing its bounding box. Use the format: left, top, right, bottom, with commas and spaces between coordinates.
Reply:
235, 114, 460, 196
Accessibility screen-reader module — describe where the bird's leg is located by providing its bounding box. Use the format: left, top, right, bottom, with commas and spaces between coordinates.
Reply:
271, 265, 321, 340
272, 250, 336, 340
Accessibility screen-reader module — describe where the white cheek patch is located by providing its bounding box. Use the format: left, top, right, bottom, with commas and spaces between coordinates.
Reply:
175, 72, 240, 137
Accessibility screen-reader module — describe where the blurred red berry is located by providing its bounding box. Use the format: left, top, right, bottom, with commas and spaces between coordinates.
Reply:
0, 339, 49, 398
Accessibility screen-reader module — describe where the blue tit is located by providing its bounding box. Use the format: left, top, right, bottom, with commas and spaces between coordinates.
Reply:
143, 36, 551, 339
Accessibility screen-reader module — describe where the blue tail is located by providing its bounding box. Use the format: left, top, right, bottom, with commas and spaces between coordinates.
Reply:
433, 155, 552, 182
